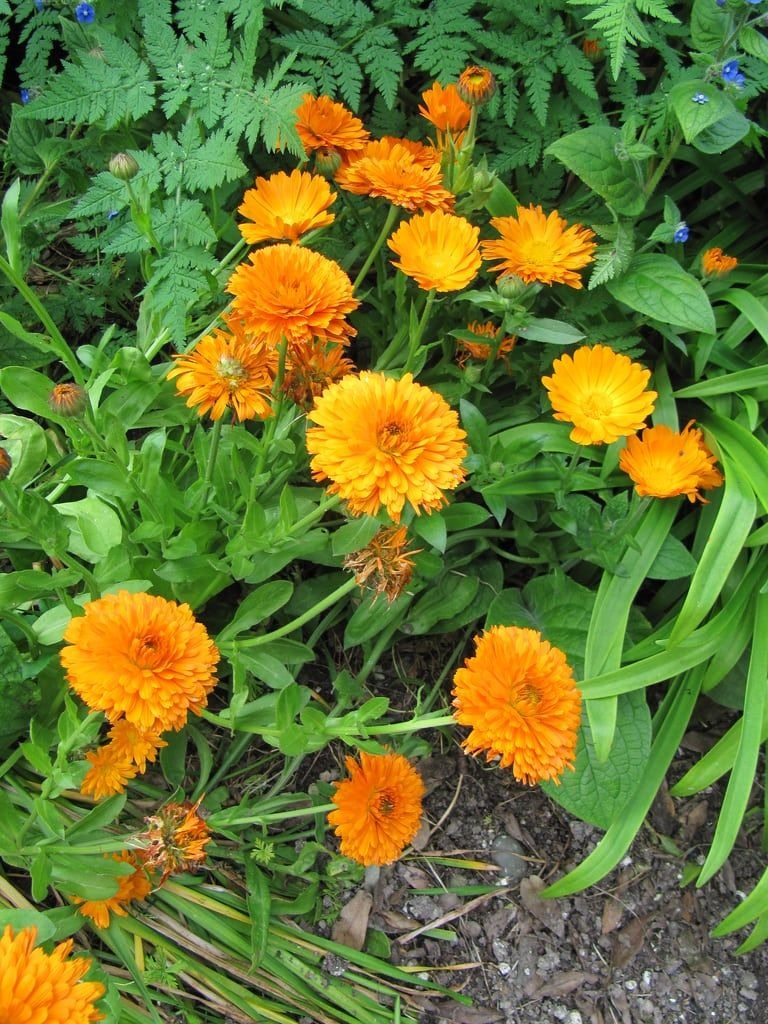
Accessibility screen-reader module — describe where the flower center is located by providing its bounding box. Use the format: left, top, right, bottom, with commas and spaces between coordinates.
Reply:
376, 790, 396, 817
583, 391, 613, 419
216, 355, 247, 392
378, 420, 406, 453
130, 632, 164, 668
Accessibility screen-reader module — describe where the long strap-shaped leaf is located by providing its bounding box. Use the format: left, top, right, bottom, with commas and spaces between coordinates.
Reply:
700, 412, 768, 515
712, 863, 768, 937
542, 667, 702, 899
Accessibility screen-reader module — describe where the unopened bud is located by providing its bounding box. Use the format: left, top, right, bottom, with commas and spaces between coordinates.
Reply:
109, 152, 139, 180
0, 446, 12, 480
49, 382, 87, 417
457, 66, 497, 106
314, 146, 343, 178
496, 274, 528, 300
582, 38, 602, 62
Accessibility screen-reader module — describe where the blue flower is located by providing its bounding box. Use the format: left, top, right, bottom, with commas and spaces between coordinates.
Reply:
715, 0, 726, 5
106, 209, 120, 221
34, 0, 45, 10
673, 223, 689, 243
19, 88, 31, 105
745, 1, 763, 5
74, 2, 95, 23
722, 59, 741, 82
692, 92, 709, 104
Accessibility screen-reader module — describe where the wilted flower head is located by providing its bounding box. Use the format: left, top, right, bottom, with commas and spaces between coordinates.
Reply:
702, 246, 738, 276
457, 65, 497, 105
344, 525, 420, 603
283, 340, 356, 409
456, 321, 516, 367
74, 852, 152, 928
237, 169, 335, 245
295, 94, 369, 160
0, 924, 105, 1022
306, 371, 468, 522
336, 137, 454, 212
388, 209, 481, 292
541, 344, 657, 445
138, 798, 211, 882
328, 751, 425, 866
49, 382, 87, 417
619, 422, 724, 503
452, 625, 582, 786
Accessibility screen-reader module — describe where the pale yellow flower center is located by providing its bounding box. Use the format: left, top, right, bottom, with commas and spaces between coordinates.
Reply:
216, 355, 247, 391
583, 391, 613, 419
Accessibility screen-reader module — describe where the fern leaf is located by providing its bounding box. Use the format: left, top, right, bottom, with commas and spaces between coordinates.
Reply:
183, 130, 248, 192
569, 0, 678, 78
354, 25, 402, 109
523, 58, 555, 127
588, 221, 635, 289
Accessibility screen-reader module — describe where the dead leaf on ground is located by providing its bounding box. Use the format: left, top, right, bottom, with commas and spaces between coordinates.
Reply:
534, 970, 599, 999
611, 914, 651, 969
601, 896, 624, 935
683, 799, 709, 841
331, 889, 372, 950
427, 1001, 505, 1024
376, 907, 414, 932
519, 875, 565, 938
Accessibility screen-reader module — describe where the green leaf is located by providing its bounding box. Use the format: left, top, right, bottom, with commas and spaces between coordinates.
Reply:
515, 318, 586, 345
647, 533, 697, 580
546, 125, 646, 215
738, 25, 768, 63
691, 0, 725, 52
607, 254, 715, 334
0, 413, 49, 489
405, 573, 478, 634
216, 581, 294, 644
55, 496, 123, 562
245, 861, 271, 968
668, 81, 728, 144
331, 517, 380, 557
693, 108, 751, 154
543, 690, 650, 829
0, 626, 39, 751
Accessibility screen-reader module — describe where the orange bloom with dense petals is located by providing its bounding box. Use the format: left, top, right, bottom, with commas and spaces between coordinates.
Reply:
74, 852, 152, 928
419, 82, 471, 148
0, 924, 105, 1022
457, 66, 497, 105
104, 719, 167, 773
343, 525, 420, 603
237, 169, 335, 244
481, 205, 597, 289
702, 247, 738, 276
295, 94, 369, 159
284, 340, 356, 409
619, 422, 724, 502
61, 590, 220, 733
80, 745, 138, 799
306, 371, 467, 522
542, 344, 657, 445
388, 209, 480, 292
167, 317, 278, 422
336, 137, 454, 212
138, 798, 211, 882
226, 245, 360, 347
457, 320, 516, 367
452, 626, 582, 786
328, 751, 425, 866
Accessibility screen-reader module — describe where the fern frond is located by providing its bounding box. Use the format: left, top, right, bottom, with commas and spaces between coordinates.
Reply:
568, 0, 679, 79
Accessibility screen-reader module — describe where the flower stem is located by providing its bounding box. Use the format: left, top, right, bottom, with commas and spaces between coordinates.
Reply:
199, 414, 225, 508
353, 204, 399, 293
404, 288, 437, 373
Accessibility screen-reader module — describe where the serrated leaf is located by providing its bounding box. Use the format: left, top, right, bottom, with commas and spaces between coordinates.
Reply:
546, 125, 646, 215
607, 254, 715, 334
588, 221, 635, 289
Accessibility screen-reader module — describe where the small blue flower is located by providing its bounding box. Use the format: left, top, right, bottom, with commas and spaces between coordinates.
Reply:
34, 0, 45, 10
106, 209, 120, 221
692, 92, 709, 104
19, 88, 31, 105
745, 1, 763, 5
715, 0, 726, 6
722, 59, 741, 82
74, 2, 95, 23
673, 223, 690, 243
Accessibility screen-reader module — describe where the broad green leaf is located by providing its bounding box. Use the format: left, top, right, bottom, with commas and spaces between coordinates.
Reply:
413, 511, 447, 553
691, 0, 726, 52
0, 626, 38, 751
405, 573, 478, 634
0, 366, 67, 423
330, 516, 380, 557
216, 581, 294, 644
0, 413, 49, 488
55, 496, 123, 562
668, 81, 728, 144
693, 108, 751, 154
515, 318, 586, 345
647, 533, 698, 580
739, 25, 768, 62
608, 255, 715, 334
546, 126, 646, 215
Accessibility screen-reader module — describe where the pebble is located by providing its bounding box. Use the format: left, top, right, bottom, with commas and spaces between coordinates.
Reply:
490, 833, 528, 883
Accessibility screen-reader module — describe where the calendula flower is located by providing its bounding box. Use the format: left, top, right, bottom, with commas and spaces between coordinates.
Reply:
61, 590, 220, 733
619, 422, 724, 502
80, 745, 138, 799
0, 925, 105, 1023
0, 446, 11, 480
283, 340, 356, 409
388, 209, 481, 292
328, 751, 425, 866
457, 65, 497, 105
582, 37, 602, 59
452, 625, 582, 786
226, 245, 360, 347
456, 320, 516, 367
237, 169, 336, 244
336, 137, 454, 212
167, 317, 278, 422
481, 205, 597, 289
295, 94, 369, 159
343, 525, 420, 603
138, 798, 211, 881
541, 344, 657, 445
104, 719, 167, 773
418, 81, 471, 148
74, 852, 152, 928
49, 382, 87, 417
306, 371, 467, 522
702, 246, 738, 276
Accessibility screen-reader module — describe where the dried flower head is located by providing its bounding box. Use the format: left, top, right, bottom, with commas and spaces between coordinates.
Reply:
0, 924, 105, 1022
80, 744, 139, 800
456, 321, 516, 367
388, 209, 481, 292
226, 244, 360, 347
541, 344, 657, 446
295, 94, 369, 160
702, 246, 738, 276
457, 65, 497, 105
418, 81, 471, 148
74, 852, 152, 928
167, 317, 278, 422
0, 446, 11, 481
336, 137, 454, 212
138, 798, 211, 882
481, 205, 597, 289
283, 340, 356, 409
61, 590, 220, 733
619, 422, 724, 502
328, 751, 425, 866
306, 371, 467, 522
50, 382, 87, 417
237, 169, 336, 245
344, 525, 420, 603
452, 625, 582, 786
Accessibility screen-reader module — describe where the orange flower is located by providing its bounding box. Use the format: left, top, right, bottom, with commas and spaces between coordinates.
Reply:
283, 340, 356, 409
418, 82, 471, 147
582, 37, 602, 60
457, 66, 497, 105
226, 244, 360, 347
481, 204, 597, 289
452, 625, 582, 786
306, 371, 467, 522
75, 852, 152, 928
456, 320, 516, 366
343, 525, 420, 603
81, 745, 138, 799
0, 446, 11, 480
138, 798, 212, 881
49, 382, 87, 417
104, 719, 167, 773
388, 209, 480, 292
702, 247, 738, 276
328, 751, 425, 866
61, 590, 220, 733
295, 94, 369, 159
336, 137, 454, 212
0, 925, 105, 1022
167, 317, 278, 422
237, 169, 335, 245
541, 344, 657, 445
619, 422, 724, 502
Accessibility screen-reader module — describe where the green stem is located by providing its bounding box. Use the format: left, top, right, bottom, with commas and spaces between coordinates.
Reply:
285, 493, 342, 536
644, 130, 683, 199
199, 414, 226, 508
353, 204, 399, 293
404, 288, 437, 373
